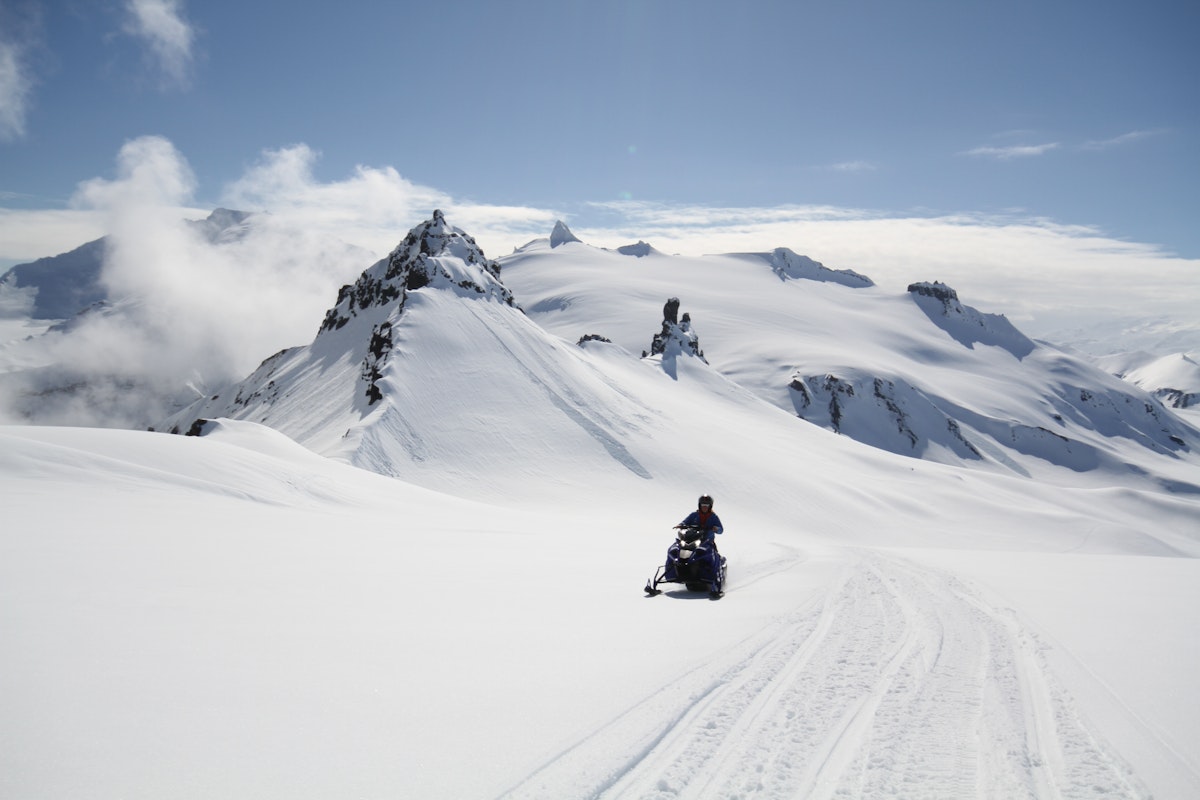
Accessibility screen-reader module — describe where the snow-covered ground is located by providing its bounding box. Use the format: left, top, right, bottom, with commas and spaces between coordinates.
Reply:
3, 417, 1198, 799
2, 215, 1199, 798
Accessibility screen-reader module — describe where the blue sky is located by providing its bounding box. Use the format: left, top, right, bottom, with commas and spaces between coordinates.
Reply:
0, 1, 1197, 346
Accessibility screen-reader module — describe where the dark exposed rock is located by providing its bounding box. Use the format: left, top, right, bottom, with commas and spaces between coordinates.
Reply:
362, 322, 393, 404
647, 299, 704, 362
185, 418, 210, 436
907, 280, 960, 309
663, 297, 680, 325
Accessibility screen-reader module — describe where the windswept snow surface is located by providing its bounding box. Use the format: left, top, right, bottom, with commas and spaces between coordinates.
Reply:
3, 218, 1200, 798
3, 416, 1199, 798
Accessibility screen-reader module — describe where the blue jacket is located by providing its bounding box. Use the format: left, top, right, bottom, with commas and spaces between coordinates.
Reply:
680, 510, 723, 538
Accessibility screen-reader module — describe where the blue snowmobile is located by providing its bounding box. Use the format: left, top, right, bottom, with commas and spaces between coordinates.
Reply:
644, 525, 727, 599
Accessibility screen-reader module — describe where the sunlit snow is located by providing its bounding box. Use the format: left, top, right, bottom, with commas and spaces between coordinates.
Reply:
2, 214, 1198, 799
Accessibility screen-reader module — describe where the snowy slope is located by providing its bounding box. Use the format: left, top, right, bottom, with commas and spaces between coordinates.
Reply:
501, 228, 1200, 493
1098, 351, 1200, 411
4, 415, 1199, 799
3, 214, 1200, 799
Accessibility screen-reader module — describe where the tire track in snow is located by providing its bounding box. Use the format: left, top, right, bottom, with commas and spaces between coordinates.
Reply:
498, 552, 1150, 800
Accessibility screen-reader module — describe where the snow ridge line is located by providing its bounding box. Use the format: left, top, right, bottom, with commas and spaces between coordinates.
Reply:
498, 552, 1152, 799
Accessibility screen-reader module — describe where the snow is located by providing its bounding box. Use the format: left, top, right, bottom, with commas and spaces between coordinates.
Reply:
3, 216, 1200, 798
1097, 351, 1200, 410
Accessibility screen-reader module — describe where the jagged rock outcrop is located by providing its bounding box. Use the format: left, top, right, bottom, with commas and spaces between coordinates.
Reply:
645, 297, 705, 363
321, 209, 512, 336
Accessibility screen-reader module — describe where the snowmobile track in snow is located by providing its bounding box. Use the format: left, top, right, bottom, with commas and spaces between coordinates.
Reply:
499, 552, 1148, 800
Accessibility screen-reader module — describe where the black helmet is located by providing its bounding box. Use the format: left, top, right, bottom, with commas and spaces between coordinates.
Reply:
698, 494, 714, 508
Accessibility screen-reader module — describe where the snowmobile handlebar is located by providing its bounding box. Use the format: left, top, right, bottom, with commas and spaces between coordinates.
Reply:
673, 524, 705, 542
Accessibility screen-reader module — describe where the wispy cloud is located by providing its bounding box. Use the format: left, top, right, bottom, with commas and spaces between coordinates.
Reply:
965, 143, 1061, 160
825, 160, 878, 173
966, 129, 1168, 160
123, 0, 196, 87
0, 33, 33, 140
1082, 129, 1168, 151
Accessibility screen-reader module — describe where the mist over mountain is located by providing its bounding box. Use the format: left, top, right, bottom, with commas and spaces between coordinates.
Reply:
0, 209, 257, 320
0, 209, 372, 427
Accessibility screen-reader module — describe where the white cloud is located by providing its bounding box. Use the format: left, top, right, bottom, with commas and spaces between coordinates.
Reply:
825, 160, 878, 173
72, 135, 197, 212
965, 143, 1060, 159
1082, 129, 1167, 151
123, 0, 196, 86
0, 35, 32, 140
220, 144, 558, 258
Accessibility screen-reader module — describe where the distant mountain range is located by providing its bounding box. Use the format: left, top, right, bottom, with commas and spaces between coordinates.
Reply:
3, 210, 1197, 494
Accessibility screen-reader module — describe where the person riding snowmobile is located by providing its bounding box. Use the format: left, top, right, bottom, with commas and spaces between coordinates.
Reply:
677, 494, 723, 544
645, 494, 728, 597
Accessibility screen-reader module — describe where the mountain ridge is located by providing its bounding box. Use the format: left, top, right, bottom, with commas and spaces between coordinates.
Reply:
3, 210, 1196, 495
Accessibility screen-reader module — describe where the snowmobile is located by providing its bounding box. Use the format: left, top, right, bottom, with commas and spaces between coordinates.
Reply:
644, 525, 727, 599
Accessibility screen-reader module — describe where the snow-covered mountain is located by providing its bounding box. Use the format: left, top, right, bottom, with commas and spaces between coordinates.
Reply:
1097, 350, 1200, 411
0, 238, 109, 320
501, 223, 1199, 493
4, 211, 1200, 799
157, 212, 1199, 499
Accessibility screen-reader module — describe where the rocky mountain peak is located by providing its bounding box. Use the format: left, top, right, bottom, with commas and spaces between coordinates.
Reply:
550, 220, 582, 248
320, 210, 513, 334
389, 209, 490, 269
